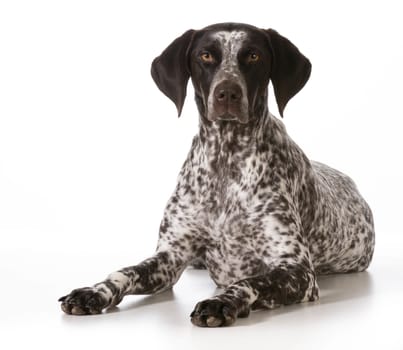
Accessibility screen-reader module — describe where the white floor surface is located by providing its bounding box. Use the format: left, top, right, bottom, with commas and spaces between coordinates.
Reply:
1, 234, 402, 350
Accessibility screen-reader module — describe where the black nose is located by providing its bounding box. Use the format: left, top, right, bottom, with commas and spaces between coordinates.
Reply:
214, 81, 242, 104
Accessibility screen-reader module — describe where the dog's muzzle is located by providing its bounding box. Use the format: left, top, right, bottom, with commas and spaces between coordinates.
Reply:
208, 80, 248, 123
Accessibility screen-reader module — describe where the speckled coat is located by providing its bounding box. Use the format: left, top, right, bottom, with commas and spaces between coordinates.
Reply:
59, 23, 375, 327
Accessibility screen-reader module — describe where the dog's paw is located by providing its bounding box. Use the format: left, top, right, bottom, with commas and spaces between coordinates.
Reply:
58, 287, 109, 315
190, 298, 239, 327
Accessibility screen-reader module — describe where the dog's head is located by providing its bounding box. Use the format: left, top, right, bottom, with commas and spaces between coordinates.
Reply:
151, 23, 311, 123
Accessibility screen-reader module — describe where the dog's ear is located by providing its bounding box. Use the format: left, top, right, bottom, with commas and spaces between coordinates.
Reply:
265, 29, 311, 117
151, 30, 195, 117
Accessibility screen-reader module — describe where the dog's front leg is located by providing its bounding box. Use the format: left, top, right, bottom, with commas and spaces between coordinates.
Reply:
59, 248, 191, 315
59, 190, 202, 315
59, 157, 203, 315
190, 264, 319, 327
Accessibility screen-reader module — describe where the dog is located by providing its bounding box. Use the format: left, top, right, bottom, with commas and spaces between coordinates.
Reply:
59, 23, 375, 327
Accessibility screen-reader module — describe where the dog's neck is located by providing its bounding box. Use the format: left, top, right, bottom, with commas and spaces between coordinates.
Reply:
199, 112, 268, 146
197, 108, 278, 176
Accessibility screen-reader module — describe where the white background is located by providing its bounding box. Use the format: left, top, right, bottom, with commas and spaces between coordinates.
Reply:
1, 0, 403, 349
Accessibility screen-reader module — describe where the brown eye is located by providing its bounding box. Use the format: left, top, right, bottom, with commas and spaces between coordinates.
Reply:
200, 52, 214, 63
247, 52, 260, 63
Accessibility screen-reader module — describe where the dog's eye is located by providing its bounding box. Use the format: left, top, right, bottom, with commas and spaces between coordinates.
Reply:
247, 52, 260, 63
200, 52, 214, 63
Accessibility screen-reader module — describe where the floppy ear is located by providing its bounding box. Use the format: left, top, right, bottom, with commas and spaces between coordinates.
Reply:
266, 29, 311, 117
151, 29, 195, 117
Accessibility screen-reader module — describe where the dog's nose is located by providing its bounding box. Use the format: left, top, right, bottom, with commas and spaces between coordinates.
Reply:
214, 81, 242, 104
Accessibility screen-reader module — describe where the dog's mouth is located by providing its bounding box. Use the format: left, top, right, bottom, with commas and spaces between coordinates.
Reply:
217, 112, 238, 121
207, 111, 249, 124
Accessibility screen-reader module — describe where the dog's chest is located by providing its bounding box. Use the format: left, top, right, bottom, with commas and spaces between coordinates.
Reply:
194, 155, 268, 286
198, 154, 262, 228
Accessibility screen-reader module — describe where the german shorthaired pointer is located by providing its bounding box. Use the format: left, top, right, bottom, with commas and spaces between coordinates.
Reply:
59, 23, 375, 327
